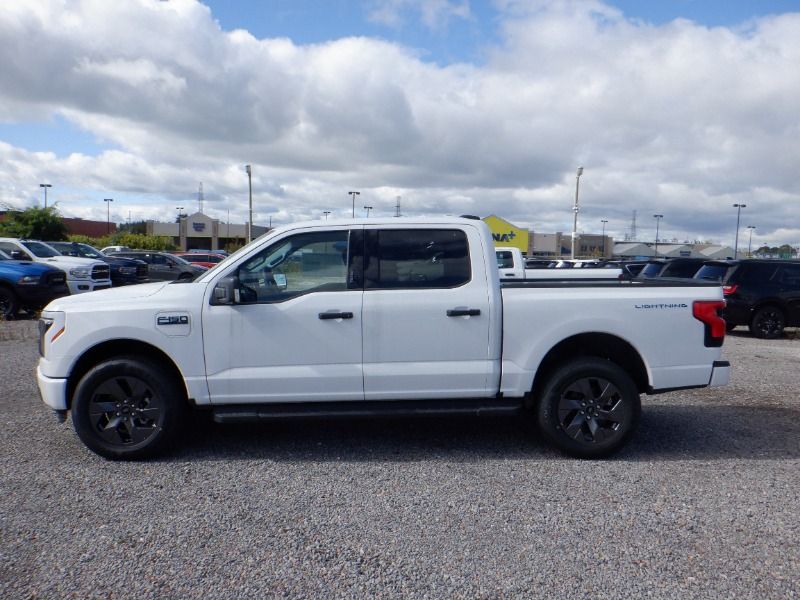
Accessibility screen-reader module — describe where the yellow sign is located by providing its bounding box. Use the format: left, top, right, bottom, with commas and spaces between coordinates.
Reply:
483, 215, 529, 253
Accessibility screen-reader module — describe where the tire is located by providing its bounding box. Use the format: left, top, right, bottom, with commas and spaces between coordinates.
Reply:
71, 356, 187, 460
0, 287, 19, 320
536, 357, 641, 459
749, 305, 785, 339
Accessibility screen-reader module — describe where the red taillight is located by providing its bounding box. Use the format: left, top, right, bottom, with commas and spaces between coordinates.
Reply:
693, 300, 726, 347
722, 284, 738, 295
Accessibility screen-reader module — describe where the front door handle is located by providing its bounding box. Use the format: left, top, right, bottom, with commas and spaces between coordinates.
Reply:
319, 311, 354, 320
447, 308, 481, 317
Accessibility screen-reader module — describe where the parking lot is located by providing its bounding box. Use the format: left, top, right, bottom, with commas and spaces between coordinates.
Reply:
1, 327, 798, 598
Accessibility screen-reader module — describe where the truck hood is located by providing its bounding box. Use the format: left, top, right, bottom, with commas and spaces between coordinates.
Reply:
37, 256, 105, 268
0, 260, 62, 276
45, 281, 172, 311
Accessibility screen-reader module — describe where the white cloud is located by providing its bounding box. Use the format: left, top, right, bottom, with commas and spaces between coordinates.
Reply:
0, 0, 798, 246
367, 0, 472, 29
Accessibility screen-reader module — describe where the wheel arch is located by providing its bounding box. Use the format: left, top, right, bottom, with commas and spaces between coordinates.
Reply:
527, 332, 649, 406
65, 339, 189, 411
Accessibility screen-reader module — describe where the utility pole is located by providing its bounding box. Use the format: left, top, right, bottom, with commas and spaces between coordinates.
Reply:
39, 184, 52, 208
733, 203, 746, 258
601, 219, 608, 257
571, 167, 583, 259
245, 165, 253, 243
364, 205, 373, 218
323, 211, 331, 220
395, 196, 402, 217
653, 214, 663, 257
104, 198, 114, 234
348, 191, 360, 218
747, 225, 756, 257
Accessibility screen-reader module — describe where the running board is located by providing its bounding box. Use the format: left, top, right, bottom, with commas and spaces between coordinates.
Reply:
211, 399, 524, 424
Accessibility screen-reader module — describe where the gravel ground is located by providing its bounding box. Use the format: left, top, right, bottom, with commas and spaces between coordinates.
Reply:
1, 330, 798, 599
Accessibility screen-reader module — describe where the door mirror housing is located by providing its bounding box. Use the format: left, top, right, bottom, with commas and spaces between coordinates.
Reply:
211, 275, 238, 305
10, 250, 29, 261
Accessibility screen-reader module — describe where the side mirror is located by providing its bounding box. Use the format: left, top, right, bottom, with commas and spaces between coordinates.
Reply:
10, 250, 29, 261
211, 275, 238, 305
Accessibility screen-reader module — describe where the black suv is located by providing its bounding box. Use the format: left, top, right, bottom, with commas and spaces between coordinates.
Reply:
638, 257, 709, 279
694, 259, 800, 338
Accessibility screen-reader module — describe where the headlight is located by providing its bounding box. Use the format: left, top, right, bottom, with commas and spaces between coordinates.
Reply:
17, 275, 41, 285
69, 267, 91, 279
118, 267, 136, 275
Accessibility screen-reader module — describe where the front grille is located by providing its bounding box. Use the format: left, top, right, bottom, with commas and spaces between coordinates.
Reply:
46, 271, 67, 289
91, 264, 111, 281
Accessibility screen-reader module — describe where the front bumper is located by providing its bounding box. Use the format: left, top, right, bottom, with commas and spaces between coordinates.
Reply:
67, 280, 112, 294
37, 365, 68, 411
709, 360, 731, 387
15, 285, 69, 309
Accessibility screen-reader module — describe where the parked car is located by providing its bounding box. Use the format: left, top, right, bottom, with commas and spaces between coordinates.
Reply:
48, 242, 149, 286
638, 258, 709, 279
694, 259, 800, 338
100, 245, 130, 254
0, 249, 69, 319
0, 238, 111, 294
38, 217, 729, 460
496, 247, 622, 280
110, 251, 207, 281
172, 252, 226, 269
602, 260, 647, 277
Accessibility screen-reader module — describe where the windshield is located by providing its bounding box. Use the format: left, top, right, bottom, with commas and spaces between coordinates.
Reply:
638, 263, 663, 278
694, 264, 729, 281
169, 254, 191, 266
21, 241, 60, 258
50, 242, 105, 259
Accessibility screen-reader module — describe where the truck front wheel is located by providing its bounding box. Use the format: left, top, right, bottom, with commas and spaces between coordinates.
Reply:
71, 356, 187, 460
537, 358, 640, 458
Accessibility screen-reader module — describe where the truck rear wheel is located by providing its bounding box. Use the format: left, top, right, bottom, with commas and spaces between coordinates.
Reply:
537, 357, 640, 458
71, 356, 187, 460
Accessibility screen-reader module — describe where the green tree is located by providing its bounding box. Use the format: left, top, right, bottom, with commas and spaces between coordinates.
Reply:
0, 206, 68, 240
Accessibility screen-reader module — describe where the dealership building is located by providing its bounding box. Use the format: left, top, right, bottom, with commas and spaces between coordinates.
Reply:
483, 215, 613, 258
146, 211, 270, 251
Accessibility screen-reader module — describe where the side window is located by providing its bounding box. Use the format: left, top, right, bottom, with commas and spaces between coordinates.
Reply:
496, 251, 514, 269
150, 254, 167, 265
0, 242, 29, 260
365, 229, 470, 290
778, 264, 800, 287
237, 230, 351, 303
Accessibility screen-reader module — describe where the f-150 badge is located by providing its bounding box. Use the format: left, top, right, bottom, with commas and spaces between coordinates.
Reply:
155, 313, 191, 337
157, 315, 189, 325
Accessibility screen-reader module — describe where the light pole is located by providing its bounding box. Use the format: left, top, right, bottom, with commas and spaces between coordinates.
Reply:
104, 198, 114, 234
733, 203, 746, 258
653, 214, 663, 257
571, 167, 583, 259
323, 211, 331, 221
176, 206, 184, 218
747, 225, 756, 257
601, 219, 608, 257
349, 191, 360, 218
39, 183, 52, 208
364, 205, 373, 217
245, 165, 253, 243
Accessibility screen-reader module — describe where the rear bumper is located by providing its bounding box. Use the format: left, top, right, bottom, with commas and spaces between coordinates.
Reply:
37, 365, 68, 411
709, 360, 731, 387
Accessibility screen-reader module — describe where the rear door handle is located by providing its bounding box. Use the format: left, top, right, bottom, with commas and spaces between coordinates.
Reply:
318, 311, 354, 320
447, 308, 481, 317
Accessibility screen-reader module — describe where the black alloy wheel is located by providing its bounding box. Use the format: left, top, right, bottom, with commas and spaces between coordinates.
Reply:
537, 358, 640, 458
0, 288, 19, 320
72, 357, 186, 460
749, 306, 785, 339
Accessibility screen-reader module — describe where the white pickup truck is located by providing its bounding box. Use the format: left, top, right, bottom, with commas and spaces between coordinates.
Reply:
496, 247, 622, 279
37, 217, 730, 460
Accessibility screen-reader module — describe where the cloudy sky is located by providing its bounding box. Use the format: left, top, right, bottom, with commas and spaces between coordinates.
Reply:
1, 0, 798, 248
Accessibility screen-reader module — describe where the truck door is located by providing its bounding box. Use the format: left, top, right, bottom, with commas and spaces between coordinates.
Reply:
202, 227, 364, 403
361, 226, 496, 400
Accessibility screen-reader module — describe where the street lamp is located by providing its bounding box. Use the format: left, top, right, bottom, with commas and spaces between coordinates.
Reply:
364, 205, 373, 218
733, 203, 746, 258
39, 184, 52, 209
571, 167, 583, 259
104, 198, 114, 234
653, 214, 663, 257
176, 206, 184, 218
348, 191, 360, 218
323, 211, 331, 221
747, 225, 756, 257
245, 165, 253, 243
601, 219, 608, 257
